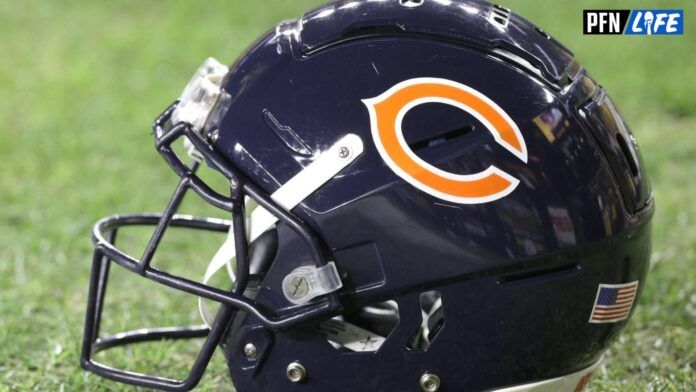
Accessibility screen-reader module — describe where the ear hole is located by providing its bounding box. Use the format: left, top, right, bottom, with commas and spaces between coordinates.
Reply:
408, 290, 444, 351
319, 300, 399, 353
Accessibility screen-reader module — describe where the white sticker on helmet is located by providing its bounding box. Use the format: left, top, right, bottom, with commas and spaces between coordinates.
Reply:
318, 319, 386, 352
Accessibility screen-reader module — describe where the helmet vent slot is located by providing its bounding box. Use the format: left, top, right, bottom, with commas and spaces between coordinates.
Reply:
489, 5, 511, 29
400, 102, 482, 171
408, 125, 475, 152
498, 263, 580, 285
407, 290, 444, 351
616, 133, 639, 177
579, 90, 650, 213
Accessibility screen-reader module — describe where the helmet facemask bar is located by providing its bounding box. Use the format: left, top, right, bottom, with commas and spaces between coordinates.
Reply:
80, 101, 342, 391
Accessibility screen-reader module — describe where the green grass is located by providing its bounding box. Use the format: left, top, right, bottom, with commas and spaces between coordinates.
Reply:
0, 1, 693, 390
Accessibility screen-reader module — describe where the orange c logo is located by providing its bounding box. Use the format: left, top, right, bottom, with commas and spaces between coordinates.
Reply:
363, 78, 527, 204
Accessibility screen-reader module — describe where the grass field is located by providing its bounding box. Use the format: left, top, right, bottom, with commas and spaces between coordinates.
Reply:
0, 1, 694, 390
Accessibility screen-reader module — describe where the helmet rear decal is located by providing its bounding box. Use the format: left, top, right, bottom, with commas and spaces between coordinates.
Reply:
363, 77, 527, 204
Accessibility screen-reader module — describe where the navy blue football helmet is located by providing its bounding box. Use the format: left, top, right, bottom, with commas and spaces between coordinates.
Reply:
81, 1, 653, 391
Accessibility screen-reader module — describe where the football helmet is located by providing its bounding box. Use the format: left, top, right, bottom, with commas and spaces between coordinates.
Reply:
81, 0, 654, 391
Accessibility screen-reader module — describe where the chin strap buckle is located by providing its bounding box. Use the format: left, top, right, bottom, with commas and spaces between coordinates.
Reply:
282, 262, 343, 305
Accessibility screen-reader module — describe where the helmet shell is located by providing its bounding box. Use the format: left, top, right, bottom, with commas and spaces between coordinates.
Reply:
210, 1, 653, 390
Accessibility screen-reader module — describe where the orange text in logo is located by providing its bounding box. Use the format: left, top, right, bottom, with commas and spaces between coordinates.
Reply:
363, 78, 527, 204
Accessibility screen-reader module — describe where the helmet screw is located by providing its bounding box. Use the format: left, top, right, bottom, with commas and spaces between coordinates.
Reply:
420, 372, 441, 392
243, 343, 257, 358
209, 129, 220, 143
285, 276, 310, 300
229, 177, 241, 191
286, 361, 307, 383
338, 146, 351, 159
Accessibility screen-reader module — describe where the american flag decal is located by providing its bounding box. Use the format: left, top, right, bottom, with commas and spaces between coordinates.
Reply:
589, 281, 639, 323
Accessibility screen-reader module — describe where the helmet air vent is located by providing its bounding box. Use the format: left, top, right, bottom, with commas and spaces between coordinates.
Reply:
489, 5, 511, 29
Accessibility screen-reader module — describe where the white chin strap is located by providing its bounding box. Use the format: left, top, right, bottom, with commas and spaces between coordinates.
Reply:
198, 134, 364, 327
